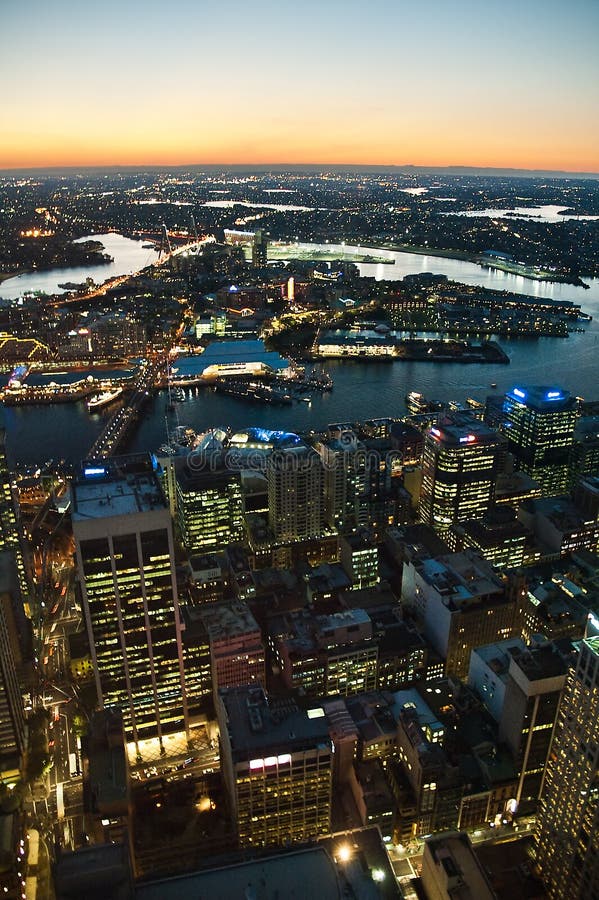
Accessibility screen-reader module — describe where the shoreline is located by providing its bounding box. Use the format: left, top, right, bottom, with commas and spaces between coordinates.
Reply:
364, 242, 589, 288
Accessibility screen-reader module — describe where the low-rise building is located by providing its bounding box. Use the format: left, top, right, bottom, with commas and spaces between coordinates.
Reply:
421, 832, 496, 900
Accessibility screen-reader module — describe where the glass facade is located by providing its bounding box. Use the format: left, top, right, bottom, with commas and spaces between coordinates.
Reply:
503, 386, 577, 494
79, 527, 186, 740
177, 470, 244, 554
536, 637, 599, 898
73, 461, 188, 744
420, 420, 502, 529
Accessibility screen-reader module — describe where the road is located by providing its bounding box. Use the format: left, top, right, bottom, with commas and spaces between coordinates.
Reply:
29, 557, 88, 864
87, 356, 163, 458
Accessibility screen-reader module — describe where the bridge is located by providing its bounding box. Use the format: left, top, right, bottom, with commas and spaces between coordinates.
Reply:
50, 231, 215, 307
87, 357, 164, 459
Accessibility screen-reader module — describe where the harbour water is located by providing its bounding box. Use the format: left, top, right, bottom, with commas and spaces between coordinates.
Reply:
2, 237, 599, 467
0, 233, 159, 300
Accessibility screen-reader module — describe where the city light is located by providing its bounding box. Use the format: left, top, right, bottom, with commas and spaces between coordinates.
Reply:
0, 97, 595, 894
337, 843, 352, 863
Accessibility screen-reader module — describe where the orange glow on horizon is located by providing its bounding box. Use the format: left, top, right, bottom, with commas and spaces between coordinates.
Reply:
2, 1, 597, 176
2, 110, 597, 173
2, 142, 598, 174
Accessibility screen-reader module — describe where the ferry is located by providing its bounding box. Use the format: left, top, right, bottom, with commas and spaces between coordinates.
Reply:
405, 391, 444, 415
87, 387, 123, 411
405, 391, 428, 414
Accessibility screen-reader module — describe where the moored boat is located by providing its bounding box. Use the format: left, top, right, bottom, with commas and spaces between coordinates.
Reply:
87, 387, 124, 411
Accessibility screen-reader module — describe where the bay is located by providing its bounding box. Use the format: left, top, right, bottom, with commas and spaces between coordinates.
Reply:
0, 233, 159, 301
3, 237, 599, 468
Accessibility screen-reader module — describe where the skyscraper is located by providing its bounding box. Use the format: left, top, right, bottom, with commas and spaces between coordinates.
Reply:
0, 552, 26, 782
251, 229, 268, 268
267, 445, 323, 541
502, 385, 577, 494
0, 421, 29, 603
0, 425, 18, 551
171, 460, 245, 553
315, 433, 367, 533
535, 633, 599, 898
72, 455, 188, 747
419, 414, 504, 529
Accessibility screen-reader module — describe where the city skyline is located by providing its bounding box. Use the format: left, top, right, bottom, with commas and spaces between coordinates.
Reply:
2, 0, 598, 172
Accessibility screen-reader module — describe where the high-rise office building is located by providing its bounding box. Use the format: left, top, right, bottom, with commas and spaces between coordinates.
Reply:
419, 414, 504, 530
0, 422, 29, 602
172, 461, 245, 553
217, 686, 332, 848
0, 552, 26, 782
339, 534, 379, 589
535, 635, 599, 898
72, 455, 188, 745
569, 416, 599, 487
468, 638, 570, 814
251, 229, 268, 268
502, 385, 577, 494
270, 608, 378, 697
267, 446, 323, 541
0, 426, 18, 551
316, 434, 367, 533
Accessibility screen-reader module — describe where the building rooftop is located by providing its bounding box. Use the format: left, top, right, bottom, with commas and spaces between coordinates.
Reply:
417, 551, 504, 608
423, 831, 496, 900
345, 693, 398, 746
428, 412, 502, 448
308, 563, 352, 595
317, 608, 372, 636
136, 828, 401, 900
471, 638, 527, 683
505, 384, 575, 412
391, 688, 445, 741
54, 842, 132, 900
72, 460, 166, 521
270, 607, 373, 657
86, 710, 128, 814
174, 459, 238, 490
508, 640, 571, 684
197, 600, 260, 642
523, 494, 596, 533
220, 686, 331, 762
173, 339, 290, 377
319, 329, 396, 347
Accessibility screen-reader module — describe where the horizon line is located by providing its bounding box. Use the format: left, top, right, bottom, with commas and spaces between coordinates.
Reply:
1, 162, 598, 179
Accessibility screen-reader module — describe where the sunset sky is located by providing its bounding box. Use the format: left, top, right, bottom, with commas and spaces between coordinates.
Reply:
1, 0, 598, 172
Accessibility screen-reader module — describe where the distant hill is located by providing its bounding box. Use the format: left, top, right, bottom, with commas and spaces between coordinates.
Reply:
0, 163, 598, 179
